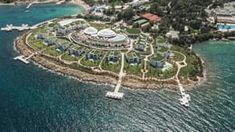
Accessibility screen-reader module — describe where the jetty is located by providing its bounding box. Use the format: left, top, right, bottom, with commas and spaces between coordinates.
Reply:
106, 53, 125, 99
1, 24, 30, 31
175, 51, 191, 107
177, 80, 191, 107
56, 0, 66, 4
14, 52, 38, 64
26, 2, 35, 9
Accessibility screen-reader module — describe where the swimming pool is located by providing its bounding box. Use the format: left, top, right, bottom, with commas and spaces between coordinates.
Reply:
217, 23, 235, 30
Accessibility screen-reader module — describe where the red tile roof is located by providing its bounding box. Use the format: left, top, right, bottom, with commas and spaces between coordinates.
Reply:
141, 13, 161, 23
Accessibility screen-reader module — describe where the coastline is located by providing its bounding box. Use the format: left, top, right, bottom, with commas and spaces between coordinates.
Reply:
13, 31, 206, 91
0, 0, 90, 12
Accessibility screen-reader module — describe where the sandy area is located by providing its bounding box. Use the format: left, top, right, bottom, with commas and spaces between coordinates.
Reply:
69, 0, 90, 11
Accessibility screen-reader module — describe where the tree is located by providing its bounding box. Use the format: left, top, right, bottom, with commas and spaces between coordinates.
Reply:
122, 7, 134, 20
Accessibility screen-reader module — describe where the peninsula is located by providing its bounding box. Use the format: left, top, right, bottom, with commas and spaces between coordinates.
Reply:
14, 16, 203, 91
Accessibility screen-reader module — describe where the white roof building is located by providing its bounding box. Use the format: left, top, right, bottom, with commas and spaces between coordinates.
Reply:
109, 34, 127, 42
98, 29, 116, 38
84, 27, 98, 35
166, 30, 180, 39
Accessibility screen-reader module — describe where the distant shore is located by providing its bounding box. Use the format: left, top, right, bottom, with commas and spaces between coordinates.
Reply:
0, 0, 90, 11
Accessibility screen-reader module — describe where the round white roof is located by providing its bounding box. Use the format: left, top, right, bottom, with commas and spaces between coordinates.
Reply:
84, 27, 98, 35
109, 34, 127, 42
98, 29, 116, 38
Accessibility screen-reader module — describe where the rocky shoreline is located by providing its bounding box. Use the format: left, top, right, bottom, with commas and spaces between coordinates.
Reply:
14, 32, 206, 91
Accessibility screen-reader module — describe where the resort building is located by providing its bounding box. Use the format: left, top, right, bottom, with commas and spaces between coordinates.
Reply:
56, 28, 72, 37
132, 13, 161, 30
134, 35, 148, 52
72, 26, 130, 49
166, 30, 180, 40
68, 47, 86, 56
206, 2, 235, 24
149, 60, 165, 68
90, 5, 109, 16
125, 52, 141, 65
135, 44, 146, 51
85, 51, 102, 61
37, 34, 45, 40
55, 43, 69, 52
36, 34, 57, 46
163, 51, 172, 60
106, 52, 120, 64
127, 0, 149, 7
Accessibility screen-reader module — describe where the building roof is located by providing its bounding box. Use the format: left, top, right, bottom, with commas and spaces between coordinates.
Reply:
109, 34, 127, 42
84, 27, 98, 35
141, 13, 161, 23
98, 29, 116, 38
134, 19, 148, 25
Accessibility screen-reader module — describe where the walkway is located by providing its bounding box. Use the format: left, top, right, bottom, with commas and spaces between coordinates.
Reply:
142, 40, 155, 79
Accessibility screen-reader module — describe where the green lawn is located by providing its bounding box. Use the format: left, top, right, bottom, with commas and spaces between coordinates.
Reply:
89, 22, 112, 30
156, 36, 166, 43
151, 53, 164, 61
158, 46, 169, 52
101, 61, 121, 73
172, 52, 184, 61
146, 63, 177, 79
80, 57, 102, 67
171, 45, 201, 79
179, 54, 200, 80
44, 46, 62, 57
124, 61, 143, 76
125, 27, 140, 34
61, 53, 80, 61
28, 33, 47, 50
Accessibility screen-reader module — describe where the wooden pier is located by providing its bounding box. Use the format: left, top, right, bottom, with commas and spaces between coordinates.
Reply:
177, 80, 191, 107
106, 53, 125, 99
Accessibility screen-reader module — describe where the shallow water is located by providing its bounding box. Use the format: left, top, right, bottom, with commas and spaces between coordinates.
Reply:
0, 4, 234, 131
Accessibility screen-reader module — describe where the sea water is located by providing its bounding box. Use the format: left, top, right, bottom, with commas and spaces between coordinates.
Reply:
0, 4, 234, 131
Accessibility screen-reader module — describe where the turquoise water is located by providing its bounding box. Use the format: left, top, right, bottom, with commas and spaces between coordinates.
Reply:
0, 4, 235, 131
217, 23, 235, 30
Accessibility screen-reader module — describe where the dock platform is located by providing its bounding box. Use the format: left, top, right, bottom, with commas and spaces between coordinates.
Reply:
1, 24, 30, 31
14, 55, 30, 64
13, 52, 38, 64
105, 92, 124, 99
178, 81, 191, 107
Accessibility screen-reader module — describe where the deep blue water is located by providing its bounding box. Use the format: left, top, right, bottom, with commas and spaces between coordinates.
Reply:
0, 4, 235, 131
